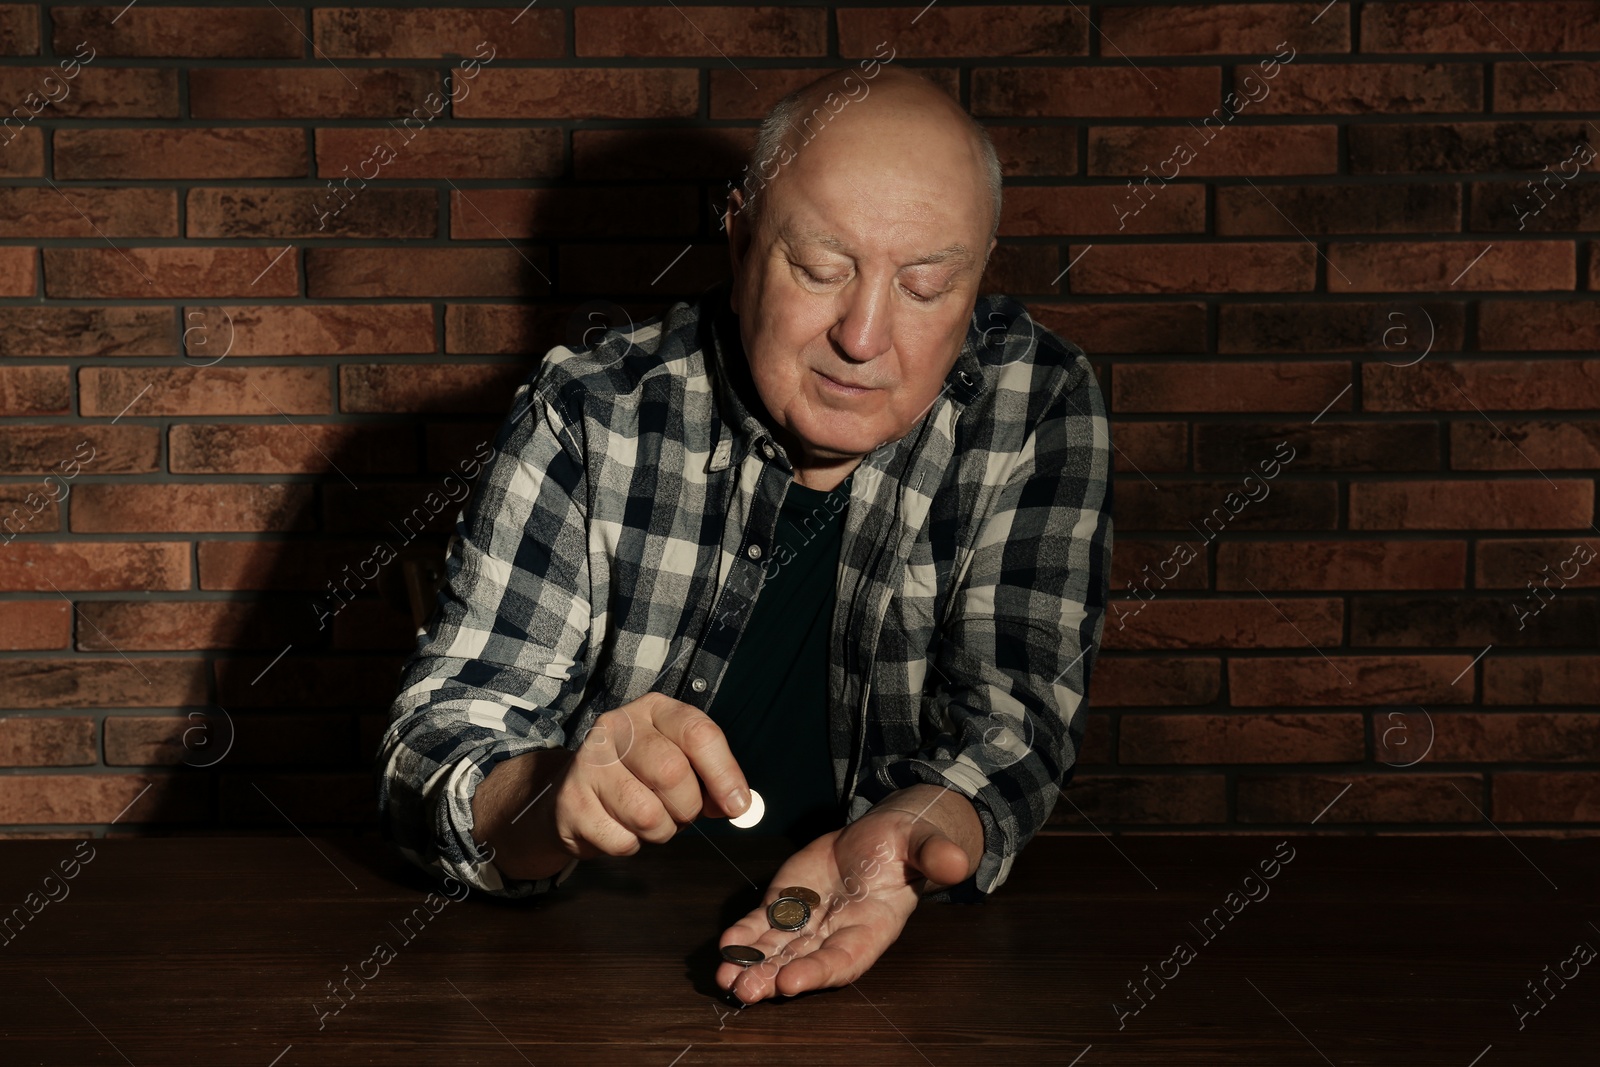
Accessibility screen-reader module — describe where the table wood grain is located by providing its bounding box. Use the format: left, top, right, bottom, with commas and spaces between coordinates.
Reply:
0, 831, 1594, 1065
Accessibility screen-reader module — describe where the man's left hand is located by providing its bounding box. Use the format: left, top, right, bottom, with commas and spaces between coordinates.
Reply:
714, 785, 982, 1003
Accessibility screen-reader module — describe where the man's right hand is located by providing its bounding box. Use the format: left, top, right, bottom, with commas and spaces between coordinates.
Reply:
472, 691, 751, 879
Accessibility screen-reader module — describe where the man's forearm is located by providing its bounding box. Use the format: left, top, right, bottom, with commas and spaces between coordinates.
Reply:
469, 747, 576, 881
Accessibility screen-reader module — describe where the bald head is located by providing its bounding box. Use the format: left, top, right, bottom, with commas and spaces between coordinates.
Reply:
733, 65, 1002, 253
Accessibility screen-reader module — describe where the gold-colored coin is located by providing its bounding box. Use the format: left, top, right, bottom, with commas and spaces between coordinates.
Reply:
721, 944, 765, 966
767, 896, 810, 931
779, 885, 821, 907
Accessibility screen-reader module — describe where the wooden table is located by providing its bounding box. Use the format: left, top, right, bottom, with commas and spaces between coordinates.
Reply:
1, 831, 1594, 1065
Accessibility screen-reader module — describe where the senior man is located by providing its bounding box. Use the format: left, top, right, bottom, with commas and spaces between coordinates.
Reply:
379, 65, 1113, 1004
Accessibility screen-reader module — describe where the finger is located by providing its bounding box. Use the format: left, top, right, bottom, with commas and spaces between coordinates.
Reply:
618, 724, 704, 826
769, 919, 882, 996
558, 782, 640, 858
910, 828, 972, 888
653, 702, 749, 818
723, 915, 831, 1002
592, 771, 674, 847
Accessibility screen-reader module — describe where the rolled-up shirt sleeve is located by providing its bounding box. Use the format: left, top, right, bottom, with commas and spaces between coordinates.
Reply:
863, 352, 1113, 902
377, 376, 594, 899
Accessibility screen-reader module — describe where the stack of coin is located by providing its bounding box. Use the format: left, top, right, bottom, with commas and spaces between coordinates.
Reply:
720, 944, 765, 966
767, 886, 820, 932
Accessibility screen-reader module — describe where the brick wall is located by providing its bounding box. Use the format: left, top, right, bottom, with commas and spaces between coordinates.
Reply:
0, 2, 1596, 843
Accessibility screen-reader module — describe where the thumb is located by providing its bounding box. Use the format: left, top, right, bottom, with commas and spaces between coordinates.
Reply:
908, 822, 973, 889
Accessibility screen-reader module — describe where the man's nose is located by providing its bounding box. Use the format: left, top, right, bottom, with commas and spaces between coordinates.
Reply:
831, 281, 894, 362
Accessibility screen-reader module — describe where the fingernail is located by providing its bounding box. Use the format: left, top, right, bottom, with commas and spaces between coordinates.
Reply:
728, 788, 749, 815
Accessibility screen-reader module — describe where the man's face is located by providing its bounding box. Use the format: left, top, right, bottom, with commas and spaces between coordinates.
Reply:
726, 120, 995, 471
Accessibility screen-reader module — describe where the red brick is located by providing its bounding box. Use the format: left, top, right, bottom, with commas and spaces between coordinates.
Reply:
70, 484, 315, 534
1100, 4, 1349, 55
0, 244, 34, 294
973, 66, 1219, 117
187, 187, 437, 240
1350, 121, 1590, 174
0, 366, 68, 415
198, 540, 387, 591
1493, 772, 1600, 821
0, 483, 59, 533
1459, 419, 1600, 470
1121, 713, 1364, 764
0, 542, 189, 591
707, 67, 959, 121
1113, 361, 1350, 412
451, 186, 698, 240
1110, 420, 1188, 473
1480, 299, 1600, 350
1230, 655, 1476, 706
1002, 184, 1204, 237
316, 127, 564, 180
54, 127, 307, 179
1365, 360, 1600, 411
0, 187, 177, 237
78, 367, 330, 417
220, 772, 374, 824
1484, 655, 1600, 705
1220, 300, 1465, 355
976, 245, 1061, 298
0, 127, 42, 176
0, 601, 71, 650
985, 125, 1079, 177
1475, 538, 1600, 589
839, 6, 1085, 57
339, 363, 529, 414
1106, 598, 1344, 652
1398, 713, 1600, 763
577, 5, 824, 56
0, 658, 207, 709
1494, 61, 1600, 111
76, 601, 305, 653
1362, 3, 1600, 52
0, 773, 207, 823
0, 4, 38, 54
456, 68, 697, 119
52, 5, 304, 56
1218, 540, 1467, 590
0, 66, 176, 117
0, 425, 155, 475
105, 712, 356, 766
0, 716, 95, 765
1071, 242, 1316, 293
1215, 183, 1460, 236
1084, 656, 1221, 707
169, 423, 418, 476
1118, 478, 1335, 532
1351, 479, 1592, 530
445, 303, 574, 355
182, 304, 436, 357
1113, 539, 1211, 591
1032, 302, 1207, 355
0, 305, 176, 358
306, 247, 542, 298
1047, 774, 1227, 824
1089, 125, 1338, 176
314, 6, 563, 59
1327, 240, 1574, 292
1254, 63, 1482, 114
44, 247, 299, 299
190, 68, 440, 119
1237, 774, 1482, 822
1195, 422, 1438, 472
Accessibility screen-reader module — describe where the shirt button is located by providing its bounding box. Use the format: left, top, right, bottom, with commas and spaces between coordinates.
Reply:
760, 441, 775, 459
690, 677, 707, 693
746, 544, 763, 560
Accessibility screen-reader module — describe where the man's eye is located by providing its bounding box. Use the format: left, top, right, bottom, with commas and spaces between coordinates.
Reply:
801, 267, 842, 285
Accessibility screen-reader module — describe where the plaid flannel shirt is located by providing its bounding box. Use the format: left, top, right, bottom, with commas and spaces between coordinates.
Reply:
378, 278, 1113, 903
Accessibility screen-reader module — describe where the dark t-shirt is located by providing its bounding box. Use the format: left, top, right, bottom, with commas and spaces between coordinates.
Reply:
693, 474, 853, 844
